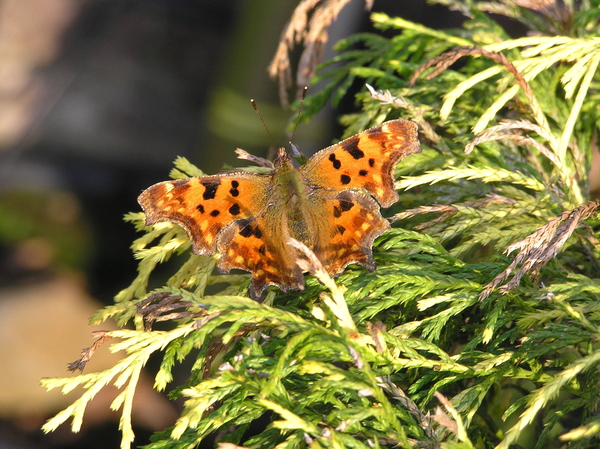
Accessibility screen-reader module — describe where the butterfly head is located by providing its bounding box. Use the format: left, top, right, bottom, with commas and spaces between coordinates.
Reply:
273, 147, 295, 170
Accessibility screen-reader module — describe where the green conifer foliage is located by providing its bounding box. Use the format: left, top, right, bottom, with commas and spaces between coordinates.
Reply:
42, 2, 600, 448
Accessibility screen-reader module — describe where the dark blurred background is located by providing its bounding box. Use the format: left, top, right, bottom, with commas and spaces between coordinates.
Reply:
0, 1, 465, 447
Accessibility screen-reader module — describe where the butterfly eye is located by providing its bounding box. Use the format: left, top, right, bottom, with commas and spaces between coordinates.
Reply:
290, 142, 301, 157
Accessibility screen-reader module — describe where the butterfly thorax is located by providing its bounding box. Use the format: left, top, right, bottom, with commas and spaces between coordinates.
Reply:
272, 149, 316, 247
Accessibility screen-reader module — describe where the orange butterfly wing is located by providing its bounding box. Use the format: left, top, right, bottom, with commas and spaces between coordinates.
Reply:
300, 119, 420, 207
138, 170, 304, 299
298, 118, 420, 278
138, 173, 270, 256
311, 191, 391, 277
216, 213, 304, 299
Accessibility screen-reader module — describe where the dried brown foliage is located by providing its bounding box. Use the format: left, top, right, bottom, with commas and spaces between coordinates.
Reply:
408, 46, 547, 133
234, 148, 272, 168
431, 392, 459, 436
67, 331, 113, 372
67, 292, 199, 371
268, 0, 373, 108
479, 0, 575, 32
392, 194, 517, 231
366, 84, 441, 145
410, 47, 534, 103
136, 291, 195, 331
480, 200, 600, 300
465, 120, 559, 165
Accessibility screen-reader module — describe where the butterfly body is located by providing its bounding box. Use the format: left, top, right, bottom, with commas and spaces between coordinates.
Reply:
139, 119, 420, 299
270, 149, 322, 249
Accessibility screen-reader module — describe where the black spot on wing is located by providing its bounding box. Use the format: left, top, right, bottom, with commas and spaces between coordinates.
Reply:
339, 200, 354, 212
238, 219, 253, 238
229, 203, 241, 216
328, 153, 341, 169
238, 218, 262, 239
197, 204, 205, 213
201, 180, 221, 200
333, 199, 354, 218
340, 174, 351, 185
359, 170, 368, 176
342, 135, 365, 159
210, 210, 220, 217
368, 158, 375, 167
230, 180, 240, 197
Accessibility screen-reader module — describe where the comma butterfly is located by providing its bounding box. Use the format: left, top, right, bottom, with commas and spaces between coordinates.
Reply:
138, 119, 420, 299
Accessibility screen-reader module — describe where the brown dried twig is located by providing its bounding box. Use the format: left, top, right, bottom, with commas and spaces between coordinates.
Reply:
136, 291, 196, 331
431, 392, 459, 436
392, 194, 517, 230
410, 47, 528, 92
409, 47, 547, 131
268, 0, 373, 108
379, 377, 439, 447
67, 331, 113, 373
366, 321, 386, 353
480, 201, 600, 300
235, 148, 272, 168
465, 119, 559, 166
366, 84, 441, 145
393, 204, 460, 230
479, 0, 574, 34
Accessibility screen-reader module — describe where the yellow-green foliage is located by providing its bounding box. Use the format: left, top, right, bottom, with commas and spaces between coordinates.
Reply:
42, 2, 600, 449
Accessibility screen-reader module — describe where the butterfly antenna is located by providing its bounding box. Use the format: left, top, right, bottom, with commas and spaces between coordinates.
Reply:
251, 99, 277, 148
289, 86, 308, 146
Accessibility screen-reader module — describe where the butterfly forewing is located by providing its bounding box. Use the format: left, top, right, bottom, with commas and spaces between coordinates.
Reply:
300, 119, 420, 207
138, 173, 270, 255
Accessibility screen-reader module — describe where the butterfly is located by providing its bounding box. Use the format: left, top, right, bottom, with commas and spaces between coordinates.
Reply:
138, 119, 420, 299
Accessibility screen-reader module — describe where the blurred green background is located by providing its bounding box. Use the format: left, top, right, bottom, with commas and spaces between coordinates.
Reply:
0, 1, 466, 447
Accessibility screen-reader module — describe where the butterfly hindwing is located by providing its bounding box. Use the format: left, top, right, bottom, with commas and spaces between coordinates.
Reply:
217, 215, 304, 298
312, 190, 390, 276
